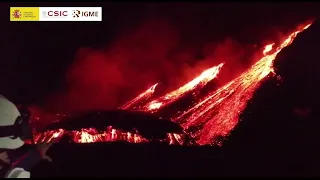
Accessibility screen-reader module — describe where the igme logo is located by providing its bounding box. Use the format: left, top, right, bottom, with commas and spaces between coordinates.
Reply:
72, 10, 99, 18
72, 10, 80, 18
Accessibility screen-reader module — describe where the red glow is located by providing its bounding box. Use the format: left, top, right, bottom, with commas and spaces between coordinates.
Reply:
176, 23, 312, 145
118, 83, 159, 110
31, 22, 312, 146
31, 126, 184, 145
120, 23, 312, 145
142, 63, 224, 112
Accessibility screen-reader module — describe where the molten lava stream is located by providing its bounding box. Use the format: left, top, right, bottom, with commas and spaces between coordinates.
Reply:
32, 127, 184, 145
71, 128, 148, 143
118, 83, 158, 110
141, 63, 224, 112
173, 23, 312, 145
33, 129, 65, 143
33, 128, 147, 144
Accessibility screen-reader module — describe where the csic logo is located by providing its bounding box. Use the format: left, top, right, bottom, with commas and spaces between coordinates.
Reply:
12, 9, 22, 19
42, 10, 68, 17
72, 10, 99, 18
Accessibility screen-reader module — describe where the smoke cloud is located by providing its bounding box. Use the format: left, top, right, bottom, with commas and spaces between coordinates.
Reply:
43, 3, 315, 113
44, 18, 261, 113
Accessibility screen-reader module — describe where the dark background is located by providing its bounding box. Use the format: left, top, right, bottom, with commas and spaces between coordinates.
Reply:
1, 2, 319, 109
1, 2, 320, 177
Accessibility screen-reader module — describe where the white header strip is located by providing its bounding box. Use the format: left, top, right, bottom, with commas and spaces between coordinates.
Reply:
39, 7, 102, 21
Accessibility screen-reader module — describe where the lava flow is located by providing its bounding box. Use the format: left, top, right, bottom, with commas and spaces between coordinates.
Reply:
121, 63, 224, 112
172, 23, 312, 145
118, 83, 158, 110
118, 22, 311, 146
142, 63, 224, 112
32, 126, 184, 145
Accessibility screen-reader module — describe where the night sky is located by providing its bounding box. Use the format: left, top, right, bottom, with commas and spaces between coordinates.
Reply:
1, 2, 319, 112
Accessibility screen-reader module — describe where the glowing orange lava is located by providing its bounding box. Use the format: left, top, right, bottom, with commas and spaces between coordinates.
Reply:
263, 43, 274, 55
31, 126, 184, 145
172, 23, 312, 145
141, 63, 224, 112
118, 22, 311, 146
118, 83, 158, 110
